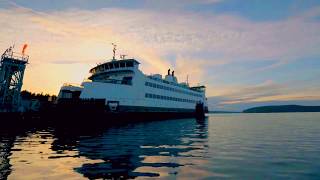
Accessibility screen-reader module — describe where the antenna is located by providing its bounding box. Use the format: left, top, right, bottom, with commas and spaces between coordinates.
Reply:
186, 74, 189, 85
111, 43, 117, 60
120, 54, 127, 60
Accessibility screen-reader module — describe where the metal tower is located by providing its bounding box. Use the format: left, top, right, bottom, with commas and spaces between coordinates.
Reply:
0, 47, 28, 112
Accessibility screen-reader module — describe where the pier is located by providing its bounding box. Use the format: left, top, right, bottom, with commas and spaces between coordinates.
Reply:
0, 46, 28, 112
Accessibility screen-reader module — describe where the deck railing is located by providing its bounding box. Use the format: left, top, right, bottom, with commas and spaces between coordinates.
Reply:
1, 51, 29, 63
147, 76, 203, 93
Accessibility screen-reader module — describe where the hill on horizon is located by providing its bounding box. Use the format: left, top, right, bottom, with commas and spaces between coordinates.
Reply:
243, 105, 320, 113
207, 97, 320, 112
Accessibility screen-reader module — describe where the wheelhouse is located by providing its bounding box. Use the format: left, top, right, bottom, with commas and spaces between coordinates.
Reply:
89, 59, 140, 74
88, 59, 140, 85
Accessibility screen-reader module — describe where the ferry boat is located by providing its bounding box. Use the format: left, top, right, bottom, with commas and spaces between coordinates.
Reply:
57, 46, 208, 118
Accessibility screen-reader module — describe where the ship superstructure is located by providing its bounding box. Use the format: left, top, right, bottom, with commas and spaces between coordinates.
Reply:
58, 47, 208, 114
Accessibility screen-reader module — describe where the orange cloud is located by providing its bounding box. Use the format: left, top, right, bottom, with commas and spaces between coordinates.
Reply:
1, 4, 320, 101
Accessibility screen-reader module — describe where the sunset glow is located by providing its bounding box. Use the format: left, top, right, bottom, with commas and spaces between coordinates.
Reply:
1, 0, 320, 111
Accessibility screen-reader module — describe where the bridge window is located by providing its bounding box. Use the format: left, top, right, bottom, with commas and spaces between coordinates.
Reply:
120, 62, 125, 67
126, 62, 134, 67
122, 76, 132, 85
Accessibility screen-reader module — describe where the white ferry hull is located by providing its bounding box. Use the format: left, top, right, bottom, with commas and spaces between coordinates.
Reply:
57, 58, 208, 116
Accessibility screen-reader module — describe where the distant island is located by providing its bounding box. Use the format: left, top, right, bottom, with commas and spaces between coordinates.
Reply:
209, 111, 240, 114
243, 105, 320, 113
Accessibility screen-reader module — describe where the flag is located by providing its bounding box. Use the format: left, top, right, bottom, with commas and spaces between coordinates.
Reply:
22, 44, 28, 54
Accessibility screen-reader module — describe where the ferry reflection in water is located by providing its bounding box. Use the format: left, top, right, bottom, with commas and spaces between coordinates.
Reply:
0, 118, 209, 179
0, 133, 15, 180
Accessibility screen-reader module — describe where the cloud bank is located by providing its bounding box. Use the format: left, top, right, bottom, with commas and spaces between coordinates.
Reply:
0, 2, 320, 110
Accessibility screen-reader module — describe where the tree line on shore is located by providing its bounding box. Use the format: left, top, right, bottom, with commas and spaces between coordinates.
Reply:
20, 90, 57, 102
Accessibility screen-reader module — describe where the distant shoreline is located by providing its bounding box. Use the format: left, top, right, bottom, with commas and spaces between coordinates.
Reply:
209, 111, 241, 114
208, 105, 320, 114
243, 105, 320, 113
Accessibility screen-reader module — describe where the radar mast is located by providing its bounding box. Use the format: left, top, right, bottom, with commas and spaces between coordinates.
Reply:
112, 43, 117, 61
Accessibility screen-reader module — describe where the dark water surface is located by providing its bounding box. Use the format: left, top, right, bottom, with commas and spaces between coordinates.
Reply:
1, 113, 320, 179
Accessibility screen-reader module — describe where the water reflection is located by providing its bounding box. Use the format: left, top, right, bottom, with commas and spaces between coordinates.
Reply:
0, 134, 14, 180
0, 126, 32, 180
61, 118, 209, 179
3, 113, 320, 179
1, 117, 209, 179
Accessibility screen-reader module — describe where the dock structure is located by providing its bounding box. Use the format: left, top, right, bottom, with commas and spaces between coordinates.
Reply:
0, 47, 28, 112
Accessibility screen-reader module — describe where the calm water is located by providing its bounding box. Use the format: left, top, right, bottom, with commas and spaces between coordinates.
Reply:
1, 113, 320, 179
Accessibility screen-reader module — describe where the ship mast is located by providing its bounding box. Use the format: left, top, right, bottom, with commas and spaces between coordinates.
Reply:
112, 43, 117, 61
186, 74, 189, 85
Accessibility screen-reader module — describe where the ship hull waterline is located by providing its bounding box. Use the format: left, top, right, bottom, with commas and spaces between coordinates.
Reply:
0, 111, 206, 126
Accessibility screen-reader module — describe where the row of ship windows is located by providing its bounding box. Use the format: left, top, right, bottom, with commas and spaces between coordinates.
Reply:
93, 62, 134, 73
145, 82, 202, 97
148, 76, 201, 93
145, 93, 197, 104
103, 61, 134, 69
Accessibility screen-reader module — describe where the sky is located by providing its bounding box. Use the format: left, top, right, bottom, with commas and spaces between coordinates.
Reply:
0, 0, 320, 111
